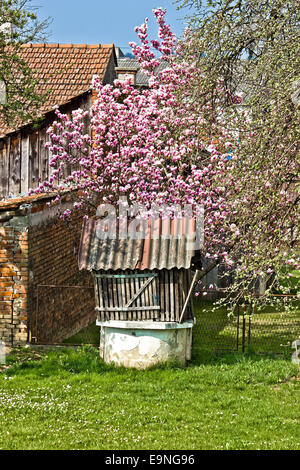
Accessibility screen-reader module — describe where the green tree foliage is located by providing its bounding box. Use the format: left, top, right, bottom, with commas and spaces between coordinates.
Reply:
0, 0, 51, 126
176, 0, 299, 305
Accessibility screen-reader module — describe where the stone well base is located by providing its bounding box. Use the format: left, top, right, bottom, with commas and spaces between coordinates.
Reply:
97, 320, 194, 369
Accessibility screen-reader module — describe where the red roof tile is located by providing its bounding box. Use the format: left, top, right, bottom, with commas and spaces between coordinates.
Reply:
0, 43, 115, 136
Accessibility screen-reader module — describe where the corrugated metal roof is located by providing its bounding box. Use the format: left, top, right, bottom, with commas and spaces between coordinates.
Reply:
78, 217, 197, 271
117, 58, 169, 87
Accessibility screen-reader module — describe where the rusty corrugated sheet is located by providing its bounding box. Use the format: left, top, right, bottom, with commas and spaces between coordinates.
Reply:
78, 217, 196, 271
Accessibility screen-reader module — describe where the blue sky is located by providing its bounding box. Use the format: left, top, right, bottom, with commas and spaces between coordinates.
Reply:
36, 1, 189, 53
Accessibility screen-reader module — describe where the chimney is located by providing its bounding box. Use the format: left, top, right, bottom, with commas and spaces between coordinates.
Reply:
0, 80, 6, 105
115, 47, 124, 59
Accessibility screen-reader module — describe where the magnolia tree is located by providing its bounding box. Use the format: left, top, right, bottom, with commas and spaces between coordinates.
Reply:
32, 8, 299, 311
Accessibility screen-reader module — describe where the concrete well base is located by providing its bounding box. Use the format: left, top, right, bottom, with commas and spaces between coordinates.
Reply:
96, 320, 194, 369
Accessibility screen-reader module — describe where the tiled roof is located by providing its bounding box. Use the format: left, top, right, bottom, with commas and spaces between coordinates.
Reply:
0, 43, 115, 136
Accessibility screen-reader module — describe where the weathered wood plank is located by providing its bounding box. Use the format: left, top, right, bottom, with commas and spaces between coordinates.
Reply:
170, 269, 175, 321
96, 306, 161, 312
149, 273, 155, 319
188, 270, 194, 319
179, 270, 185, 320
29, 132, 39, 190
95, 273, 157, 279
174, 270, 179, 322
165, 270, 170, 322
159, 271, 165, 322
0, 138, 9, 197
135, 274, 141, 321
120, 277, 126, 320
39, 128, 49, 183
112, 277, 119, 321
20, 134, 29, 194
153, 276, 160, 320
9, 136, 21, 194
145, 275, 150, 320
117, 277, 123, 313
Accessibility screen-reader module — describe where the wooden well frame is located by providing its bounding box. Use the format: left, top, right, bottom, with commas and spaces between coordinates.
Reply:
93, 268, 194, 323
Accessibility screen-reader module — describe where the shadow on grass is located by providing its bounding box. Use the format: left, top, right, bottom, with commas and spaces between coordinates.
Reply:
63, 323, 100, 345
3, 344, 293, 382
189, 347, 291, 367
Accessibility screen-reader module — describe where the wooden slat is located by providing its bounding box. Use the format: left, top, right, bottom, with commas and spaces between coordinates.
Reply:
155, 276, 160, 320
9, 136, 21, 194
125, 276, 131, 320
174, 270, 179, 322
165, 271, 170, 322
117, 277, 123, 319
29, 132, 39, 189
112, 277, 119, 321
20, 134, 29, 194
124, 274, 131, 321
179, 269, 197, 323
120, 277, 126, 320
39, 128, 49, 183
170, 270, 175, 321
96, 277, 104, 322
135, 274, 141, 321
145, 275, 150, 320
0, 139, 9, 197
96, 306, 161, 312
160, 271, 165, 322
110, 278, 115, 321
95, 273, 157, 279
149, 272, 155, 319
102, 277, 110, 321
188, 270, 194, 319
179, 270, 185, 319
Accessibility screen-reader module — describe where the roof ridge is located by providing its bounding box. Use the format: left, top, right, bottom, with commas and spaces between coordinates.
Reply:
21, 43, 114, 49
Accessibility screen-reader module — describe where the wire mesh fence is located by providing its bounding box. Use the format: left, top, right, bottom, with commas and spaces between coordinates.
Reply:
193, 297, 300, 355
33, 283, 300, 356
32, 284, 97, 345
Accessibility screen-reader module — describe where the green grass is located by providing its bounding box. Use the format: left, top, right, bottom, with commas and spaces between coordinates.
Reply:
0, 347, 299, 450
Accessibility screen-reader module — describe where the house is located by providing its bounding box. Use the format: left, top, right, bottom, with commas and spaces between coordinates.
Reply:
115, 48, 168, 87
0, 43, 119, 346
0, 43, 117, 195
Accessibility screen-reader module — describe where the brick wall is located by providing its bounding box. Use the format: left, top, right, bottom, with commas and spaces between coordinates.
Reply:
28, 203, 96, 344
0, 196, 96, 347
0, 223, 28, 346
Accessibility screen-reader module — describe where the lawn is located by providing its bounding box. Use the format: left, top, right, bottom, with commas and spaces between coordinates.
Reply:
0, 347, 299, 450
